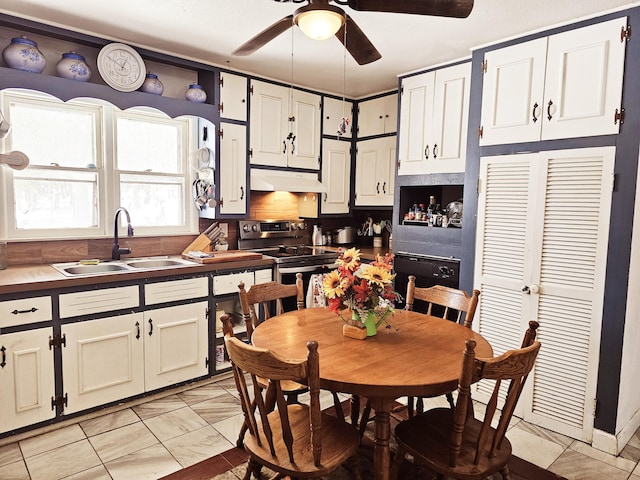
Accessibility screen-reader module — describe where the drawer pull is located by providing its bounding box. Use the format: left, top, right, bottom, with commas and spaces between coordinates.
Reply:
11, 307, 38, 315
148, 318, 153, 336
1, 346, 5, 368
135, 321, 141, 340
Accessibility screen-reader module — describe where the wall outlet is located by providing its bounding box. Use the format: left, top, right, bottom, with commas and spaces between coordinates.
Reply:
219, 222, 229, 237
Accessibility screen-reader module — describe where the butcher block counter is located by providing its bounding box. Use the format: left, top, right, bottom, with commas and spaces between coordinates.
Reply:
0, 254, 274, 295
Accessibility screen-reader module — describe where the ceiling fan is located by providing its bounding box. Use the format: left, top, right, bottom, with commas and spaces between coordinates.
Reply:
232, 0, 474, 65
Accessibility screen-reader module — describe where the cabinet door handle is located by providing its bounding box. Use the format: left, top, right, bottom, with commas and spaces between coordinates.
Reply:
135, 321, 140, 340
433, 144, 438, 159
282, 140, 287, 154
424, 144, 429, 159
382, 182, 386, 194
532, 102, 539, 123
376, 182, 380, 194
1, 346, 5, 368
240, 186, 244, 200
290, 137, 295, 155
11, 307, 38, 315
148, 318, 153, 336
547, 100, 553, 121
324, 192, 328, 202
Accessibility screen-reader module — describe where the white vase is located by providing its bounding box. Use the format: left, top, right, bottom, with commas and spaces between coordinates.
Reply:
56, 51, 91, 82
185, 83, 206, 103
140, 73, 164, 95
2, 36, 46, 73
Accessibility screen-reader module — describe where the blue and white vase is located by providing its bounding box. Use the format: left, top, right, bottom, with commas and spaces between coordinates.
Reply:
185, 83, 206, 103
2, 36, 46, 73
55, 51, 91, 81
140, 73, 164, 95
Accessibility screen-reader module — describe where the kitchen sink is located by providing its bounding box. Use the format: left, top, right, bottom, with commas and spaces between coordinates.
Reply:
52, 256, 198, 277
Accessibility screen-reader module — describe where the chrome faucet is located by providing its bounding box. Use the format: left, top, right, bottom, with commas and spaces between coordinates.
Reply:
112, 207, 134, 260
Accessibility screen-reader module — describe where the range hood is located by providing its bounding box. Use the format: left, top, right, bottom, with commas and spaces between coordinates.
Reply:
250, 168, 327, 193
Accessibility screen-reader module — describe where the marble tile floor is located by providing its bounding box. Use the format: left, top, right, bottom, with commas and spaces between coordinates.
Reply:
1, 374, 640, 480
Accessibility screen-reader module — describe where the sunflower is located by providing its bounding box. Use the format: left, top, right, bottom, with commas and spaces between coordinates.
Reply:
336, 247, 361, 271
360, 264, 393, 287
322, 270, 347, 299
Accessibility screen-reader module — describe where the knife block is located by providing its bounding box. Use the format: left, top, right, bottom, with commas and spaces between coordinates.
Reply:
181, 234, 213, 256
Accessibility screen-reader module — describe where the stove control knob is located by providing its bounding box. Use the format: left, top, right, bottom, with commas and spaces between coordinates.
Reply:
242, 224, 250, 232
298, 223, 306, 230
291, 224, 298, 231
251, 224, 259, 232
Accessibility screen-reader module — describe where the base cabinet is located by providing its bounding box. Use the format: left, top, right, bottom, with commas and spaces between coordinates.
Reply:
0, 328, 55, 432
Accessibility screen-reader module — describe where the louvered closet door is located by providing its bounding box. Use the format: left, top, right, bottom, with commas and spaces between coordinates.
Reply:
474, 146, 614, 442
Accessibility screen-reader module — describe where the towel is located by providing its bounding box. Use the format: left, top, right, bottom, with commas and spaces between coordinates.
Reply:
307, 274, 327, 308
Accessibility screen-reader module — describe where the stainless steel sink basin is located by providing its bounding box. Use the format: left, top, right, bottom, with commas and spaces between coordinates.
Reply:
52, 256, 198, 277
125, 259, 190, 269
60, 264, 132, 275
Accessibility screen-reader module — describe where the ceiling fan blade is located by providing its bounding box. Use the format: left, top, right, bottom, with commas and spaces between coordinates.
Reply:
336, 15, 381, 65
232, 14, 294, 56
347, 0, 474, 18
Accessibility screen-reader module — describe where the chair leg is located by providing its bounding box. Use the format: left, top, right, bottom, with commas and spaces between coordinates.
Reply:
500, 464, 512, 480
416, 396, 424, 415
407, 396, 415, 417
236, 419, 248, 448
389, 444, 406, 480
359, 400, 372, 438
350, 394, 361, 426
243, 457, 262, 480
332, 391, 345, 422
445, 391, 455, 409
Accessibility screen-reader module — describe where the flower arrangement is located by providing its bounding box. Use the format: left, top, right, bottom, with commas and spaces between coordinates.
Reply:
322, 247, 400, 332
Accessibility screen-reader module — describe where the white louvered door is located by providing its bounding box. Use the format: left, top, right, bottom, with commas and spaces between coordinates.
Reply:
474, 146, 615, 441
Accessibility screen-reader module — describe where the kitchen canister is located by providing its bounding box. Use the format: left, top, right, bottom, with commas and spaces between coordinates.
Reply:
2, 36, 46, 73
55, 51, 91, 81
140, 72, 164, 95
185, 83, 206, 103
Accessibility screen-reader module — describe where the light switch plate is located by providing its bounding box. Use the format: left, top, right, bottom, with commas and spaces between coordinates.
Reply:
219, 222, 228, 237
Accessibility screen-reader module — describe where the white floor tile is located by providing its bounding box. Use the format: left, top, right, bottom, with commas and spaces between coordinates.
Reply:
506, 424, 565, 469
20, 425, 86, 458
163, 425, 234, 467
24, 440, 101, 480
88, 422, 158, 464
104, 443, 181, 480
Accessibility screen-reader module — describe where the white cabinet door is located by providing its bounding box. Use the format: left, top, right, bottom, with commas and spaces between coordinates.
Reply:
398, 63, 470, 175
144, 301, 208, 391
358, 94, 397, 138
542, 17, 627, 140
321, 139, 351, 214
355, 136, 395, 207
0, 328, 55, 433
474, 146, 615, 442
219, 72, 247, 122
62, 313, 145, 414
323, 97, 353, 138
250, 80, 321, 170
219, 122, 247, 215
480, 17, 627, 146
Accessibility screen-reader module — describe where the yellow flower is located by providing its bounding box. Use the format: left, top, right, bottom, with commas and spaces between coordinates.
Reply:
337, 247, 361, 271
323, 270, 347, 299
360, 264, 393, 287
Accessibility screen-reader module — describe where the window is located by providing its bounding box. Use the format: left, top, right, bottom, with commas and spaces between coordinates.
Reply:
0, 90, 198, 240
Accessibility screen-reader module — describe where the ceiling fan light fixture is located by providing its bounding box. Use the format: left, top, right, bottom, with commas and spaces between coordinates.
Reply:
294, 5, 345, 41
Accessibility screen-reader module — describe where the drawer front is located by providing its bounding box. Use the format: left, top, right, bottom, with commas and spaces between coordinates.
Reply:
213, 271, 254, 295
254, 268, 273, 284
0, 296, 52, 328
59, 286, 139, 318
145, 277, 208, 305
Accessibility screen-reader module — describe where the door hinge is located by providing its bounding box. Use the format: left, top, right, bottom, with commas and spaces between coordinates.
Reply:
218, 102, 224, 114
400, 85, 404, 95
478, 126, 484, 139
51, 393, 68, 410
592, 398, 598, 418
481, 59, 488, 74
477, 178, 482, 194
397, 160, 401, 170
218, 128, 224, 139
249, 148, 253, 158
218, 76, 224, 87
611, 173, 617, 192
49, 334, 66, 350
614, 107, 625, 125
249, 84, 254, 95
206, 307, 211, 320
205, 356, 209, 368
621, 25, 631, 43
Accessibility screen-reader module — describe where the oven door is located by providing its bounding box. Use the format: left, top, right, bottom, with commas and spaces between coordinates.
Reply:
276, 262, 337, 310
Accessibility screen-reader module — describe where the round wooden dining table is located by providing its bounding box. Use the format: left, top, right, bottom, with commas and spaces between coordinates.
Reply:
251, 307, 493, 480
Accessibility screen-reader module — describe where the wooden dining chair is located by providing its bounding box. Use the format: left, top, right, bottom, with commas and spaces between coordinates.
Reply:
222, 315, 361, 480
234, 275, 309, 447
391, 320, 541, 480
405, 276, 480, 414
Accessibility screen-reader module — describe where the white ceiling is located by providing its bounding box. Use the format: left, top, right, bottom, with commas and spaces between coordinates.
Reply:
1, 0, 637, 98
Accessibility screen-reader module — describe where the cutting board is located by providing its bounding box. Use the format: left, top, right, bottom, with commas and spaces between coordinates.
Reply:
182, 250, 263, 264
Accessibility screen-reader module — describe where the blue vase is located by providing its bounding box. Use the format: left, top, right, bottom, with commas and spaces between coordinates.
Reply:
56, 51, 91, 82
2, 36, 46, 73
140, 73, 164, 95
185, 83, 206, 103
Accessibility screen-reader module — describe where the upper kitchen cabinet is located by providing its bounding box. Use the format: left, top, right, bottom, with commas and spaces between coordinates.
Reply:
249, 80, 321, 170
479, 16, 628, 146
219, 71, 247, 122
397, 62, 471, 176
357, 93, 398, 138
355, 136, 395, 207
323, 96, 353, 138
219, 122, 248, 215
321, 139, 351, 214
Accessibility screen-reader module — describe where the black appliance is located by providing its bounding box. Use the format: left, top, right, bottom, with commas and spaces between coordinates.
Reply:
393, 252, 460, 315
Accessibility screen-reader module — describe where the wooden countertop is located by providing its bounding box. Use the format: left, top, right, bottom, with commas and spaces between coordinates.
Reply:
323, 245, 392, 261
0, 255, 274, 295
